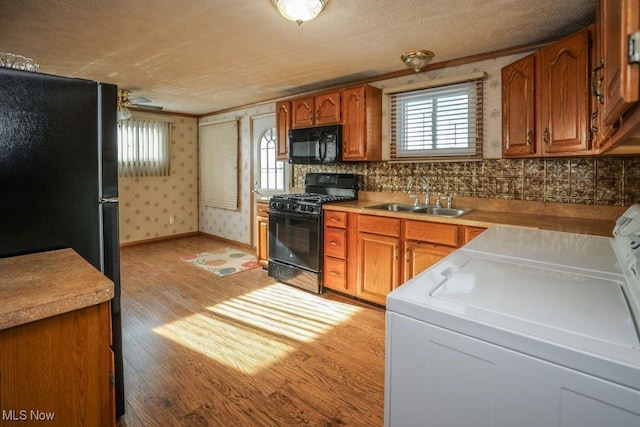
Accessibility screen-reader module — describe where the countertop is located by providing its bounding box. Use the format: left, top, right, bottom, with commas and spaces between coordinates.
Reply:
324, 199, 619, 237
0, 248, 114, 330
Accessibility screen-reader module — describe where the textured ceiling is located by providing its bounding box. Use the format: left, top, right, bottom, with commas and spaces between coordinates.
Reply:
1, 0, 595, 115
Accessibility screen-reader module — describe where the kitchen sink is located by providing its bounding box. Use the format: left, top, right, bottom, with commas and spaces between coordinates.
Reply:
365, 203, 420, 212
365, 203, 471, 218
411, 207, 471, 217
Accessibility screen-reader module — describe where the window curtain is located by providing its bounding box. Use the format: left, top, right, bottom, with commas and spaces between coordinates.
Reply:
199, 119, 239, 210
118, 114, 171, 177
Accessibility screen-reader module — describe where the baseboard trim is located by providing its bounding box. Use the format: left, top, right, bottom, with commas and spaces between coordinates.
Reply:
119, 232, 200, 248
198, 232, 254, 252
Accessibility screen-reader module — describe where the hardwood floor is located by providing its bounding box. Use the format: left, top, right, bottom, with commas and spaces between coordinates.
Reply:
117, 235, 385, 427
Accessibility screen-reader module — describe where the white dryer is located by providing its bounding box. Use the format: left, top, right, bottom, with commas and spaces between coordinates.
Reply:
385, 205, 640, 427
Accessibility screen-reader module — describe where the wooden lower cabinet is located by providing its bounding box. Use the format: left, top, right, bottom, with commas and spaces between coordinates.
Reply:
404, 241, 455, 282
323, 210, 467, 306
256, 201, 269, 267
0, 301, 115, 426
323, 210, 356, 295
357, 232, 401, 305
463, 225, 487, 244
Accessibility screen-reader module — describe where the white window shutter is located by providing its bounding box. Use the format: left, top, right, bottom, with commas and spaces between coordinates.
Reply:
199, 119, 239, 210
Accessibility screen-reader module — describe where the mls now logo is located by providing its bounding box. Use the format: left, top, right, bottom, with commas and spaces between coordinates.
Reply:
2, 409, 55, 421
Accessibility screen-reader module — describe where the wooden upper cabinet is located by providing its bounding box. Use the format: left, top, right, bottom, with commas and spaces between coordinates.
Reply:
502, 53, 537, 157
315, 91, 342, 125
275, 100, 291, 160
501, 27, 592, 158
342, 85, 383, 161
538, 27, 591, 155
291, 91, 341, 128
292, 96, 315, 128
600, 0, 640, 126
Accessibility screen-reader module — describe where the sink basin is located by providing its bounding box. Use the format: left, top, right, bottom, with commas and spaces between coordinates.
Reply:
365, 203, 471, 218
412, 207, 472, 217
365, 203, 420, 212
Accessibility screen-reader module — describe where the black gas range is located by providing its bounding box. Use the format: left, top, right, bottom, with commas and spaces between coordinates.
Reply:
268, 173, 358, 293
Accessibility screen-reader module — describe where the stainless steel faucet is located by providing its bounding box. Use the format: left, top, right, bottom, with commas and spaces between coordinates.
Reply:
406, 175, 430, 205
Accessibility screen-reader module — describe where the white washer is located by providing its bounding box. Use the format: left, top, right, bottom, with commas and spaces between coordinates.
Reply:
385, 205, 640, 427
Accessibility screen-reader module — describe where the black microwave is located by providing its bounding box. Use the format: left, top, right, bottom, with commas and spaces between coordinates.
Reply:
288, 124, 342, 164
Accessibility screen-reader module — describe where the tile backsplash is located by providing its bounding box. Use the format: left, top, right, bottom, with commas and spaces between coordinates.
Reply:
294, 156, 640, 206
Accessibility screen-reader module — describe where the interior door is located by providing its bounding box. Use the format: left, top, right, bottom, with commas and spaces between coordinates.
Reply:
251, 113, 289, 248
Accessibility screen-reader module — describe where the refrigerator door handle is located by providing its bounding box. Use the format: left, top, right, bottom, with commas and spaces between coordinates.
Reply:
100, 197, 118, 204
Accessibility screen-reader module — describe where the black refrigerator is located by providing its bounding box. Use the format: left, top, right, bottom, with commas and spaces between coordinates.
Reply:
0, 67, 125, 417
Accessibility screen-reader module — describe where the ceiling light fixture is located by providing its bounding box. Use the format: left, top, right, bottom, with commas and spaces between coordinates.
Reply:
272, 0, 328, 25
401, 50, 435, 73
117, 89, 132, 121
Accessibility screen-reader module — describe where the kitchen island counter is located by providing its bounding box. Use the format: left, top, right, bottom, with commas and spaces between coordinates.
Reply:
0, 248, 114, 330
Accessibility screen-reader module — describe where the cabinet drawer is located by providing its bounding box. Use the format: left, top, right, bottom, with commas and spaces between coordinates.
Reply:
256, 202, 270, 217
324, 227, 347, 259
358, 215, 401, 237
324, 210, 347, 228
324, 257, 347, 290
404, 220, 460, 247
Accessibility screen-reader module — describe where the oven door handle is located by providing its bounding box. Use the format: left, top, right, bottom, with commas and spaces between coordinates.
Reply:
268, 210, 320, 221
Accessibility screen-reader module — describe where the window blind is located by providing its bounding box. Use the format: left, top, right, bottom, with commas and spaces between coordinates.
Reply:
390, 78, 483, 161
117, 115, 171, 177
199, 119, 239, 210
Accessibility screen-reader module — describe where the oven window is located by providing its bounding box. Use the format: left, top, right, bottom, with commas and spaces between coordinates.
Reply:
269, 215, 320, 272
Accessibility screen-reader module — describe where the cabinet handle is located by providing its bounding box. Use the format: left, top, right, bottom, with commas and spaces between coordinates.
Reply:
329, 270, 340, 276
526, 130, 533, 146
394, 247, 398, 260
330, 241, 340, 246
315, 110, 320, 120
590, 60, 605, 105
405, 248, 410, 263
330, 217, 339, 222
543, 127, 551, 145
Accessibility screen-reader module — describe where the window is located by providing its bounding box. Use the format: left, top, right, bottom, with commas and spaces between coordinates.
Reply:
117, 114, 171, 177
390, 78, 483, 161
259, 127, 285, 191
199, 119, 239, 210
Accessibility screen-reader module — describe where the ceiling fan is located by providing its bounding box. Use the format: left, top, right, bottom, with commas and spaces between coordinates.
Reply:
117, 89, 163, 120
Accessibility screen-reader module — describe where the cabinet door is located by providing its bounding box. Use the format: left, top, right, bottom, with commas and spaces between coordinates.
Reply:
358, 232, 400, 305
601, 0, 640, 126
404, 241, 455, 282
275, 101, 291, 160
342, 86, 368, 160
291, 96, 315, 128
502, 54, 537, 157
592, 10, 616, 150
342, 85, 382, 161
256, 216, 269, 267
315, 91, 341, 125
539, 28, 591, 155
0, 303, 114, 426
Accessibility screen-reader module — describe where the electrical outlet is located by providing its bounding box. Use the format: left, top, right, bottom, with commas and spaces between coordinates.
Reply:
169, 216, 174, 224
